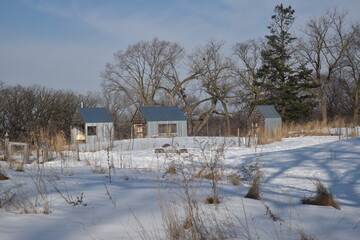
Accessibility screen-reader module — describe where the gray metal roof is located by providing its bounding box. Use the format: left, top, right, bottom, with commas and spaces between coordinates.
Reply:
255, 105, 281, 119
139, 106, 186, 121
78, 108, 113, 123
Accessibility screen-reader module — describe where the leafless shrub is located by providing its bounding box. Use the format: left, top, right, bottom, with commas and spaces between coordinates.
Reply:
301, 179, 340, 210
194, 138, 231, 208
50, 180, 86, 206
262, 202, 283, 222
104, 184, 116, 208
31, 166, 52, 214
0, 188, 16, 208
0, 166, 51, 214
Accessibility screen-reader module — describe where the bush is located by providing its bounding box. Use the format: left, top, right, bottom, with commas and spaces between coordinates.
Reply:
301, 179, 340, 210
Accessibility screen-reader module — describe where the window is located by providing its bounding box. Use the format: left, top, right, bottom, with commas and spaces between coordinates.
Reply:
158, 124, 177, 136
87, 126, 97, 136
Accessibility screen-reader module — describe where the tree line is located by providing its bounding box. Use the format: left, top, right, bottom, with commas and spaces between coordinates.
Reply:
1, 5, 360, 142
102, 5, 360, 133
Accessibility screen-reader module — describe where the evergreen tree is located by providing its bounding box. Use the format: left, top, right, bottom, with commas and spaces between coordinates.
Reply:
256, 4, 317, 121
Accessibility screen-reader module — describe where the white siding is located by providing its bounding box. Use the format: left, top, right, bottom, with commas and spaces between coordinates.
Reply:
85, 122, 114, 144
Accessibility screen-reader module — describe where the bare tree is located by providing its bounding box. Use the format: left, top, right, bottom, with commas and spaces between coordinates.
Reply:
232, 39, 263, 109
344, 24, 360, 123
298, 8, 357, 123
101, 38, 184, 107
188, 40, 236, 136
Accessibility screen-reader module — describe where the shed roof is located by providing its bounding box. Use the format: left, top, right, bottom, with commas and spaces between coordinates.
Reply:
255, 105, 281, 119
139, 106, 186, 122
78, 108, 113, 123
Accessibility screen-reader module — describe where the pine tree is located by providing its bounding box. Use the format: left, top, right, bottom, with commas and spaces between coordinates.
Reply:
256, 4, 317, 121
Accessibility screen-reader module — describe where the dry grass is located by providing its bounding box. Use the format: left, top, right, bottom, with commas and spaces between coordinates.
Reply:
227, 172, 241, 186
254, 118, 359, 146
301, 179, 341, 210
245, 162, 263, 200
227, 173, 241, 186
30, 130, 68, 153
205, 196, 220, 204
193, 168, 222, 181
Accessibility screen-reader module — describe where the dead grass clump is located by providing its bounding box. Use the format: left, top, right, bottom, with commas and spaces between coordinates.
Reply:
301, 179, 340, 210
227, 172, 241, 185
193, 168, 222, 181
205, 196, 221, 205
245, 162, 263, 200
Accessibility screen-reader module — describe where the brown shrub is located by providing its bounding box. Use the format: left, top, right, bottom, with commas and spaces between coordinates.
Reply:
301, 179, 340, 210
227, 173, 241, 185
205, 196, 220, 205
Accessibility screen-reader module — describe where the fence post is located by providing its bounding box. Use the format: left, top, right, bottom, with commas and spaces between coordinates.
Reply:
4, 132, 9, 161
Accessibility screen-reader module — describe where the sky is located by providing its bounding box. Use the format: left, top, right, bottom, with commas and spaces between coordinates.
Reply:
1, 0, 360, 94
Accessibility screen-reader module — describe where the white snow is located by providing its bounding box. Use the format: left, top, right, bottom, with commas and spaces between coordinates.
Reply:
0, 135, 359, 240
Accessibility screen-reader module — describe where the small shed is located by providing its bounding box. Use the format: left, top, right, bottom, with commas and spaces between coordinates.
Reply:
70, 107, 114, 144
132, 106, 187, 138
248, 105, 282, 134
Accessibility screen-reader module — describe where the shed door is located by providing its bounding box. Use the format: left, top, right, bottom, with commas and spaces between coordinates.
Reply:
134, 124, 144, 138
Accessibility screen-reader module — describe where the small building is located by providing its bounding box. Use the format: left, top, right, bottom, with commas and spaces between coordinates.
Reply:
248, 105, 282, 134
70, 107, 114, 144
132, 106, 187, 138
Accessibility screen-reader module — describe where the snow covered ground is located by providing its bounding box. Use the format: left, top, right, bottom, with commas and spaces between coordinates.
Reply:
0, 135, 359, 240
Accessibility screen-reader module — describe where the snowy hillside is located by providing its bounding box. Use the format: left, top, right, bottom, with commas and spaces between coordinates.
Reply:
0, 135, 359, 240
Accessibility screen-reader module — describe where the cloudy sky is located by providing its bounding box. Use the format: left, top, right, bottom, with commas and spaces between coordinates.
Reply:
1, 0, 360, 94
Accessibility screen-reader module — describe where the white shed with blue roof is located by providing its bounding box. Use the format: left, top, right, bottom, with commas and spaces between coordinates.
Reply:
249, 105, 282, 134
70, 107, 114, 144
132, 106, 187, 138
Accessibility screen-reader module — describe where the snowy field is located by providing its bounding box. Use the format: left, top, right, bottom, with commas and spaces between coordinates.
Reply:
0, 135, 359, 240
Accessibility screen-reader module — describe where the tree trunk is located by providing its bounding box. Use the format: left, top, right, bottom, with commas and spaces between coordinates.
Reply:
193, 102, 216, 136
320, 92, 328, 124
354, 83, 360, 124
221, 101, 231, 136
